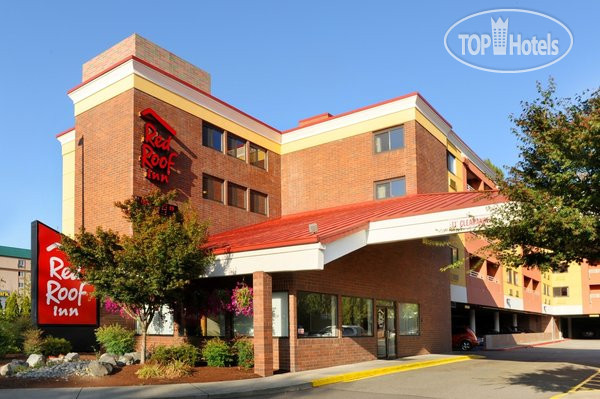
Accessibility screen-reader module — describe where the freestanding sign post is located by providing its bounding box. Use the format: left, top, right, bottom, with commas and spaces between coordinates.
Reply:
31, 221, 99, 350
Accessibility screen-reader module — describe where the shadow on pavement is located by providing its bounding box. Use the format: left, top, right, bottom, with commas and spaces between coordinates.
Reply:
506, 365, 597, 393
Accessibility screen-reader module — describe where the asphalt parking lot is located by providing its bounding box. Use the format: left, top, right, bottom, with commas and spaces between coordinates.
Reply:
258, 340, 600, 399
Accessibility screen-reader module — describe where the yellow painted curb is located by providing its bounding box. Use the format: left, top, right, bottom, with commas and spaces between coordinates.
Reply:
311, 355, 485, 387
549, 369, 600, 399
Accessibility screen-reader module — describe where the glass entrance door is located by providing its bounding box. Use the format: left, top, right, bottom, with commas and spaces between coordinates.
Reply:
376, 304, 396, 358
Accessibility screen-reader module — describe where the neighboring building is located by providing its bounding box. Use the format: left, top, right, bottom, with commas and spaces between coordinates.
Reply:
52, 34, 594, 375
0, 246, 31, 307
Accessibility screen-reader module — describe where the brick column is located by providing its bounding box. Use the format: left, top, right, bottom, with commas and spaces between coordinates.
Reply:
253, 271, 273, 377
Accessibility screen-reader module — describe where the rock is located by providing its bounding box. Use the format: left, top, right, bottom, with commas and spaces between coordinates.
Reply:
103, 362, 113, 374
126, 352, 141, 364
10, 360, 27, 367
26, 354, 45, 368
98, 353, 117, 366
88, 361, 110, 377
64, 353, 80, 362
117, 354, 134, 366
0, 363, 16, 376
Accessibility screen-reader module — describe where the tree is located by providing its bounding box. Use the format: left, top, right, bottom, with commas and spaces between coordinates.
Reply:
4, 292, 20, 320
19, 294, 31, 317
61, 191, 214, 363
481, 80, 599, 272
484, 158, 505, 181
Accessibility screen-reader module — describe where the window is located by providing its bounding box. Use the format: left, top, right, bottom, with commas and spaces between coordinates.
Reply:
227, 133, 247, 161
250, 190, 268, 215
233, 314, 254, 336
447, 151, 457, 174
202, 174, 224, 203
227, 183, 247, 209
18, 271, 24, 277
375, 177, 406, 199
399, 303, 420, 335
137, 305, 174, 335
553, 287, 569, 297
374, 126, 404, 153
297, 292, 337, 337
249, 144, 267, 169
272, 292, 289, 337
17, 259, 25, 268
450, 246, 459, 264
202, 122, 224, 152
18, 282, 24, 289
342, 297, 373, 336
206, 314, 227, 337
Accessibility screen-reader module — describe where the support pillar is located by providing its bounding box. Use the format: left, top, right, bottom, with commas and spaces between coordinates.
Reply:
469, 309, 476, 334
512, 313, 518, 328
253, 271, 273, 377
567, 317, 572, 339
494, 311, 500, 332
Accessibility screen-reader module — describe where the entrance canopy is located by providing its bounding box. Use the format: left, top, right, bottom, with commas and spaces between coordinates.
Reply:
204, 191, 506, 276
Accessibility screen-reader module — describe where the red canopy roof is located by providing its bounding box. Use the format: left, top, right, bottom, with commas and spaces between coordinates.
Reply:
205, 191, 505, 255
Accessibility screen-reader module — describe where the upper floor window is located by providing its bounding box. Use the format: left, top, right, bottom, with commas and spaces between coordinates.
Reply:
375, 177, 406, 200
17, 259, 25, 268
250, 190, 268, 215
374, 126, 404, 153
228, 182, 247, 209
447, 152, 457, 175
553, 287, 569, 297
202, 174, 224, 203
227, 134, 247, 161
249, 144, 267, 169
202, 122, 224, 152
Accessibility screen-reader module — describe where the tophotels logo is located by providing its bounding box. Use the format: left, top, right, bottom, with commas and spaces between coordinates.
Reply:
139, 108, 178, 184
444, 9, 573, 73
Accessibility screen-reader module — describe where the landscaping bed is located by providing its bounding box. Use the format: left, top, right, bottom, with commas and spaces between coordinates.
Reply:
0, 355, 257, 389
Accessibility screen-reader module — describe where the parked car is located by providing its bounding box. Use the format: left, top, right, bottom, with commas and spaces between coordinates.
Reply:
452, 326, 479, 351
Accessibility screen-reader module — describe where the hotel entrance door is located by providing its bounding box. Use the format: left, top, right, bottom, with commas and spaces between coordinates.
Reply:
376, 301, 396, 359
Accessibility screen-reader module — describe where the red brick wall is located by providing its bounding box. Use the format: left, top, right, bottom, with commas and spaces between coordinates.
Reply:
75, 90, 135, 234
272, 239, 452, 371
415, 122, 448, 193
132, 90, 281, 235
281, 120, 448, 215
82, 34, 211, 93
74, 89, 281, 236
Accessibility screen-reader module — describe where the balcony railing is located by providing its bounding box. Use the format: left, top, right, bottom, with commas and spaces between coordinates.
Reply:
468, 270, 499, 284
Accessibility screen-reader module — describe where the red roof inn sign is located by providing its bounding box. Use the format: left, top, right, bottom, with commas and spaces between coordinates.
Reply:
32, 221, 98, 326
139, 108, 178, 184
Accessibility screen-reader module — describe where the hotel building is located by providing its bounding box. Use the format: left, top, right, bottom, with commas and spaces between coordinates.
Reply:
54, 35, 596, 376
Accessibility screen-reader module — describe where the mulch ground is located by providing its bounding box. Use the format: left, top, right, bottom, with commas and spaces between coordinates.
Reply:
0, 354, 258, 389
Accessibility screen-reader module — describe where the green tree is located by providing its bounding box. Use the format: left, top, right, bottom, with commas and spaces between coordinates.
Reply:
4, 291, 20, 319
481, 80, 599, 271
61, 191, 213, 363
19, 294, 31, 317
484, 158, 505, 181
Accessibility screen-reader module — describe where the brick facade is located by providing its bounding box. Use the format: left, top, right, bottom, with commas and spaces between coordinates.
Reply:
280, 120, 447, 215
270, 239, 451, 371
82, 34, 211, 93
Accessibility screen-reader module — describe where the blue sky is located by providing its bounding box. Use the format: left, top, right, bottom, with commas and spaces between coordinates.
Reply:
0, 1, 598, 249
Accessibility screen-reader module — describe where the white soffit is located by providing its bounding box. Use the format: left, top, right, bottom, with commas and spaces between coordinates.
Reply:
57, 130, 75, 145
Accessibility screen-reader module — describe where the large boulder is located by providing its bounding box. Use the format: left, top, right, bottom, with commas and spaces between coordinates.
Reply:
88, 361, 111, 377
117, 354, 134, 367
0, 363, 17, 376
126, 352, 141, 364
98, 353, 117, 367
64, 353, 80, 362
26, 354, 45, 368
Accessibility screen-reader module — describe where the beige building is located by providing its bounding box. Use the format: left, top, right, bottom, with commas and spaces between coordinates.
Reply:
0, 246, 31, 308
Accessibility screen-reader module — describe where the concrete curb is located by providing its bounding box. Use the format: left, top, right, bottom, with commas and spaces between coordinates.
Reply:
311, 354, 484, 387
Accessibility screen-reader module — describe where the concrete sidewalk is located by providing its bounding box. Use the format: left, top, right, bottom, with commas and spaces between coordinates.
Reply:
0, 353, 481, 399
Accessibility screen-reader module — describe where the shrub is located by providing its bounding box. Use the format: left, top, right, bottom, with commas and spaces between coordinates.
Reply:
233, 338, 254, 369
0, 323, 11, 357
163, 360, 193, 378
151, 343, 200, 366
41, 336, 72, 356
95, 324, 135, 355
135, 363, 163, 379
23, 328, 44, 355
4, 292, 20, 320
201, 338, 234, 367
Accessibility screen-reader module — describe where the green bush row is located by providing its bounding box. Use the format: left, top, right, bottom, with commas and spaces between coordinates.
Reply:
22, 328, 72, 356
201, 337, 254, 369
